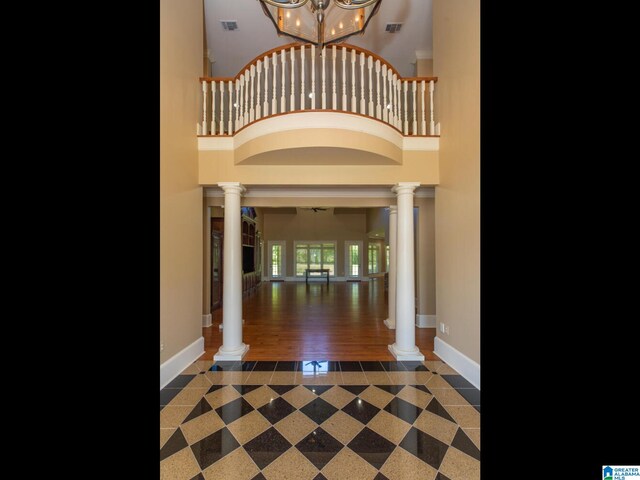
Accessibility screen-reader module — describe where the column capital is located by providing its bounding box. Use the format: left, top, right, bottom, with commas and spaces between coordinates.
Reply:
392, 182, 420, 195
218, 182, 246, 195
388, 205, 398, 214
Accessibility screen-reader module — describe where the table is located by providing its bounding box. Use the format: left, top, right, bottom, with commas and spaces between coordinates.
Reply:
305, 268, 330, 285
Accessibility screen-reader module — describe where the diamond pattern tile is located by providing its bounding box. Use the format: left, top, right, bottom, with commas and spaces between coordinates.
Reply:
159, 360, 480, 478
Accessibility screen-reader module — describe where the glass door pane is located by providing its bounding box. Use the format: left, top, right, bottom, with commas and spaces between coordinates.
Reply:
271, 244, 283, 278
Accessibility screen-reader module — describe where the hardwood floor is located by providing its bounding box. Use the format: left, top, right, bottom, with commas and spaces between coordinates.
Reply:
200, 278, 439, 361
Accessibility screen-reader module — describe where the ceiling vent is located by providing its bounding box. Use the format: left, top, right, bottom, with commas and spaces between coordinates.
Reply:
385, 23, 403, 33
221, 21, 238, 31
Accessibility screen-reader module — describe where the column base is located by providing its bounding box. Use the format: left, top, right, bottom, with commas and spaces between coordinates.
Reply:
388, 343, 425, 361
214, 343, 250, 361
383, 319, 396, 330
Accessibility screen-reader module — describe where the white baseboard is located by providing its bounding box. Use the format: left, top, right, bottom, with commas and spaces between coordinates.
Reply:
160, 336, 204, 390
383, 318, 396, 330
202, 314, 212, 328
416, 314, 436, 328
434, 336, 480, 390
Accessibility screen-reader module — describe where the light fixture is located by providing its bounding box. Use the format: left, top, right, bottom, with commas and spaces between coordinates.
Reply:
259, 0, 382, 50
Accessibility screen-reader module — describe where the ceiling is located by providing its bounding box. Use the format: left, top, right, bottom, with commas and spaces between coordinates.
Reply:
204, 0, 433, 77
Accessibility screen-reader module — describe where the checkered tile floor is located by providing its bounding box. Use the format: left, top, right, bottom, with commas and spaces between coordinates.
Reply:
161, 361, 480, 480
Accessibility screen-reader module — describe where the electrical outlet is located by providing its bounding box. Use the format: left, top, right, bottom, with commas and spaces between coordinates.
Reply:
440, 322, 446, 334
160, 342, 164, 352
445, 325, 450, 335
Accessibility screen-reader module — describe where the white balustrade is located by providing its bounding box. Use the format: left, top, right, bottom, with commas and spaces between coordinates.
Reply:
199, 44, 438, 137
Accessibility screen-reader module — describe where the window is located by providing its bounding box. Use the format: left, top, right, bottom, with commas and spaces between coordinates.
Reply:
295, 242, 336, 276
386, 245, 390, 272
345, 241, 362, 278
368, 243, 380, 274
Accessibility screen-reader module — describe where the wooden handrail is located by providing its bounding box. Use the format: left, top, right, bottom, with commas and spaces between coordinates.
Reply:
198, 42, 436, 84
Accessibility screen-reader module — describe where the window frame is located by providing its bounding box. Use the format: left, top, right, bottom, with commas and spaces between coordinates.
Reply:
294, 240, 337, 277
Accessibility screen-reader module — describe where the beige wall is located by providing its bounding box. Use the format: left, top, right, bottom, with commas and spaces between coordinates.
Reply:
262, 209, 370, 278
416, 199, 436, 316
417, 58, 434, 76
161, 0, 204, 364
433, 0, 480, 363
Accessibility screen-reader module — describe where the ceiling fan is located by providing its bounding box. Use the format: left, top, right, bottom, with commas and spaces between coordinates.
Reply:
301, 207, 328, 213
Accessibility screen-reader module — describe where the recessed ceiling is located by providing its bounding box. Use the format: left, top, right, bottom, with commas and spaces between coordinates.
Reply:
204, 0, 432, 77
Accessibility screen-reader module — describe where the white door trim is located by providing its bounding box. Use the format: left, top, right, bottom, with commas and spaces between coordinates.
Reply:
344, 240, 364, 280
268, 240, 286, 280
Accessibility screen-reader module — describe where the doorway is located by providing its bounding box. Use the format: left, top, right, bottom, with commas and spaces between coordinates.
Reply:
268, 240, 286, 280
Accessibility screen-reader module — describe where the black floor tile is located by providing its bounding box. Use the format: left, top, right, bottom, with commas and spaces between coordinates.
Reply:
258, 397, 296, 424
239, 361, 257, 371
425, 398, 456, 423
275, 361, 298, 371
410, 384, 432, 394
339, 361, 363, 372
232, 385, 262, 395
342, 398, 380, 425
379, 361, 408, 372
338, 385, 369, 396
210, 362, 240, 372
296, 427, 344, 470
303, 385, 333, 395
359, 361, 385, 371
250, 474, 267, 480
207, 384, 225, 394
253, 361, 278, 371
441, 374, 475, 389
384, 397, 422, 425
183, 398, 213, 423
268, 385, 297, 395
401, 361, 429, 371
399, 427, 449, 469
373, 473, 391, 480
451, 429, 480, 461
475, 405, 480, 413
435, 473, 452, 480
165, 375, 196, 389
215, 397, 255, 424
189, 474, 205, 480
299, 361, 340, 372
160, 429, 188, 462
244, 427, 292, 469
456, 388, 480, 406
190, 427, 240, 470
372, 385, 405, 395
300, 397, 339, 425
313, 474, 328, 480
347, 427, 396, 469
160, 388, 182, 406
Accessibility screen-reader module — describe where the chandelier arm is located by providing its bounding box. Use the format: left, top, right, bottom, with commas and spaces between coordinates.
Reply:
260, 0, 311, 9
333, 0, 380, 10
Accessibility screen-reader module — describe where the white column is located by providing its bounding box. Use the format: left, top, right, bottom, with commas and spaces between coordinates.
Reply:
389, 182, 424, 360
384, 205, 397, 330
214, 182, 250, 361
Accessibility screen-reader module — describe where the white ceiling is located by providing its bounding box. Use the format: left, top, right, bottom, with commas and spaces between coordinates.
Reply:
204, 0, 433, 77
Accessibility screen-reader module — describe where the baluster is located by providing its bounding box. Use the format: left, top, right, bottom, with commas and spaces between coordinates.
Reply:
403, 81, 408, 135
219, 81, 224, 135
375, 60, 381, 120
300, 46, 306, 110
202, 80, 207, 135
311, 45, 316, 109
290, 46, 295, 112
359, 52, 365, 114
211, 80, 216, 135
382, 64, 388, 122
368, 56, 373, 117
280, 50, 286, 114
250, 65, 255, 123
228, 80, 233, 135
263, 56, 269, 117
412, 80, 417, 135
332, 45, 337, 109
396, 74, 402, 130
388, 69, 394, 125
272, 52, 277, 114
342, 47, 347, 111
351, 49, 356, 113
239, 75, 244, 129
429, 80, 435, 134
235, 78, 241, 129
392, 73, 398, 128
421, 80, 427, 135
256, 61, 262, 120
322, 47, 326, 109
244, 69, 250, 125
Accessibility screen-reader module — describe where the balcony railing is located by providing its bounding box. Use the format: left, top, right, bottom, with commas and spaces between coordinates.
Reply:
198, 43, 439, 137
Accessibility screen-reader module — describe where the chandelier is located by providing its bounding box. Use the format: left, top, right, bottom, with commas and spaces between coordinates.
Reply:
259, 0, 382, 50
